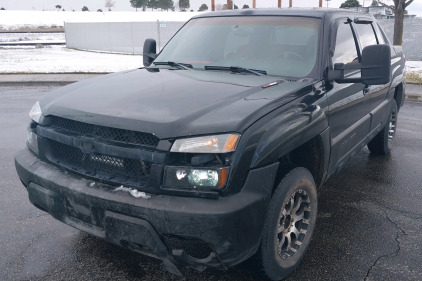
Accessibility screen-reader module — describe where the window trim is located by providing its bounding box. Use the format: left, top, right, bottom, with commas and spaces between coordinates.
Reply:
330, 17, 361, 69
353, 21, 380, 52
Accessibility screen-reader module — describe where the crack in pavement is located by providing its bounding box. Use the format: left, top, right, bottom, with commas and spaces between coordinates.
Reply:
374, 199, 422, 219
364, 208, 407, 281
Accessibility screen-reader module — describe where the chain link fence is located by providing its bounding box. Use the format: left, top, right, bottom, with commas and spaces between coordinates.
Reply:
65, 21, 185, 55
378, 18, 422, 61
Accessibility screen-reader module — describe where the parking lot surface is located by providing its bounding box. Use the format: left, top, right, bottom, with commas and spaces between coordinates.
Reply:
1, 85, 421, 281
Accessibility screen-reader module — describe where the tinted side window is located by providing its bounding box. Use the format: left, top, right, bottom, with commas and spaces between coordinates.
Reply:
355, 23, 378, 48
373, 23, 385, 44
333, 22, 359, 64
376, 22, 389, 44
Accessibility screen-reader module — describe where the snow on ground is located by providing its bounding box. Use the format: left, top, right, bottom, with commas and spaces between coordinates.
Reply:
406, 61, 422, 74
1, 44, 421, 74
0, 45, 142, 73
0, 10, 201, 30
0, 32, 65, 43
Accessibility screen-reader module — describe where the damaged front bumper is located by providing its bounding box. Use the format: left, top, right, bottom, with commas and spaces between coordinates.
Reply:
14, 148, 278, 274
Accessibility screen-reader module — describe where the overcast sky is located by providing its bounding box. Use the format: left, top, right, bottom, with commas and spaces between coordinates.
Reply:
1, 0, 421, 16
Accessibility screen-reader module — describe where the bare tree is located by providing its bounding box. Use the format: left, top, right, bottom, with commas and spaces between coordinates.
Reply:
376, 0, 414, 45
105, 0, 115, 11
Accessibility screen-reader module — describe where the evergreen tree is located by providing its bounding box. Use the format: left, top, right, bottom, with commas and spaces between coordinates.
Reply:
82, 6, 89, 11
179, 0, 190, 11
147, 0, 159, 10
339, 0, 361, 8
130, 0, 147, 11
157, 0, 174, 11
198, 3, 208, 11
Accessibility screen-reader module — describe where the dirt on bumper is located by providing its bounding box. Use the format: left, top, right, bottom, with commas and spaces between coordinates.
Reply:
14, 148, 279, 274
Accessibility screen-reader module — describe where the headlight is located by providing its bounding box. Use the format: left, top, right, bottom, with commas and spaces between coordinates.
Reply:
29, 101, 42, 123
170, 134, 240, 153
164, 166, 229, 190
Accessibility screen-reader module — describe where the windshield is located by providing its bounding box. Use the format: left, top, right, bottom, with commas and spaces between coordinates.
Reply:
155, 16, 320, 78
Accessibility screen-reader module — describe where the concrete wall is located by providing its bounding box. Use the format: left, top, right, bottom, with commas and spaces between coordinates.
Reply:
378, 18, 422, 61
65, 21, 185, 54
65, 18, 422, 60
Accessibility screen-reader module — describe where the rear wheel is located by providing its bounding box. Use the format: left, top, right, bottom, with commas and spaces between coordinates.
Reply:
257, 167, 317, 280
368, 100, 398, 155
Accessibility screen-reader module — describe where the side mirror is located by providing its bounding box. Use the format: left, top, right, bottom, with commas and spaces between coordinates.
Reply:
327, 44, 391, 85
361, 44, 391, 85
143, 39, 157, 67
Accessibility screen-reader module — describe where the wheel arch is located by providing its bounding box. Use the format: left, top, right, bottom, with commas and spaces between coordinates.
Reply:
272, 130, 330, 194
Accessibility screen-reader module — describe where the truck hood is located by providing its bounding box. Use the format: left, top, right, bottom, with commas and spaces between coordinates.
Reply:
40, 68, 311, 139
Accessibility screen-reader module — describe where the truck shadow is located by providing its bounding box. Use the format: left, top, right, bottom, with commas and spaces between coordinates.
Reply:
52, 148, 401, 281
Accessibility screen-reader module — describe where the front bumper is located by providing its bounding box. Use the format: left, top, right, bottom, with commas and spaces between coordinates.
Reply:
15, 148, 278, 273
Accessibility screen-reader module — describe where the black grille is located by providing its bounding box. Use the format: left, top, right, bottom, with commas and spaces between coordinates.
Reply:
50, 116, 159, 148
48, 140, 151, 186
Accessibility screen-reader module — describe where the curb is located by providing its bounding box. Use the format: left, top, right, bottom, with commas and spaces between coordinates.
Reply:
406, 95, 422, 102
0, 74, 421, 102
0, 73, 107, 86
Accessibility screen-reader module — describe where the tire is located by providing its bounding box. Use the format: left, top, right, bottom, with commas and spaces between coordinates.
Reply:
257, 167, 317, 281
367, 100, 398, 155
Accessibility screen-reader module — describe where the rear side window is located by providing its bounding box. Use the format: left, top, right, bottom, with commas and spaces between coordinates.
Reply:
355, 23, 378, 49
332, 22, 359, 65
376, 23, 389, 44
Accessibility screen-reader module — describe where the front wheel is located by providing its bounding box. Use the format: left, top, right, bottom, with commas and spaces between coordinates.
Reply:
257, 167, 317, 280
368, 100, 398, 155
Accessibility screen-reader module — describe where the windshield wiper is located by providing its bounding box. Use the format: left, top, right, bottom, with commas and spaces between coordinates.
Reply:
204, 65, 267, 76
153, 61, 193, 70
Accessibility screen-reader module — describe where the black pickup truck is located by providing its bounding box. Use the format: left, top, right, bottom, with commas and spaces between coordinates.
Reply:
15, 8, 405, 281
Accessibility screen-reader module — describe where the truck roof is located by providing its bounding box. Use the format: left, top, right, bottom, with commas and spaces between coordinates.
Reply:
193, 8, 372, 19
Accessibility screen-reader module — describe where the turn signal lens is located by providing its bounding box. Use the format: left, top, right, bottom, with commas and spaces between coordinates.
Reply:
171, 134, 240, 153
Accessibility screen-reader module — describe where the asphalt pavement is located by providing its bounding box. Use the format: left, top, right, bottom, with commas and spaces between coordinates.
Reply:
0, 73, 421, 102
0, 85, 422, 280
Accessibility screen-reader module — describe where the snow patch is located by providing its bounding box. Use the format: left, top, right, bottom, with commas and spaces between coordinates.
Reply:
114, 185, 151, 199
0, 45, 141, 73
406, 61, 422, 73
